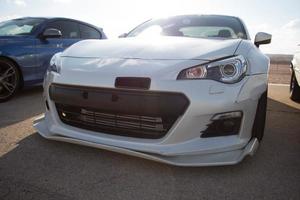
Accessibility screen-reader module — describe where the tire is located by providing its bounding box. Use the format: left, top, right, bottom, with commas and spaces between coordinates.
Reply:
290, 70, 300, 102
0, 59, 20, 103
252, 90, 267, 141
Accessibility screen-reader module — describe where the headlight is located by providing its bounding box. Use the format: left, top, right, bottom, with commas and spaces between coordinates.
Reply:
177, 55, 247, 83
48, 52, 62, 73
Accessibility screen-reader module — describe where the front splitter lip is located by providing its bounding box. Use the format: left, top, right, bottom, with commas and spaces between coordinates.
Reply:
33, 115, 259, 167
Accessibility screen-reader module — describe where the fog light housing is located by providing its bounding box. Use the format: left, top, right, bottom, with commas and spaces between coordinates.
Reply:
201, 111, 243, 138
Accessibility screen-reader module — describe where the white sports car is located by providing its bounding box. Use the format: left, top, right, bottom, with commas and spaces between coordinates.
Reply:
34, 15, 272, 166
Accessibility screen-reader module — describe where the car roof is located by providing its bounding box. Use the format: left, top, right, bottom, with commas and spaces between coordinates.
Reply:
152, 14, 242, 21
12, 17, 103, 31
143, 14, 250, 40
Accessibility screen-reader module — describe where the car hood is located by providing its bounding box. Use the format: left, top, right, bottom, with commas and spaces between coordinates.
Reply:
62, 36, 242, 61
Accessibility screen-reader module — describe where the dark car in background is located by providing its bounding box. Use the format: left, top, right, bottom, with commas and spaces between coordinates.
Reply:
0, 17, 107, 102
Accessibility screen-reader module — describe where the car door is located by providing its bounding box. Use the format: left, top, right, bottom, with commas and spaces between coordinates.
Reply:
35, 20, 81, 82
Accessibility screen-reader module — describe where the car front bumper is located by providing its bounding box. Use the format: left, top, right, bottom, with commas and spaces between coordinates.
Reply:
34, 73, 267, 166
34, 115, 259, 166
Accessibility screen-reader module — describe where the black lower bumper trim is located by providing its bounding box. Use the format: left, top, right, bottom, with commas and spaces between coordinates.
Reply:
49, 84, 189, 117
50, 83, 190, 139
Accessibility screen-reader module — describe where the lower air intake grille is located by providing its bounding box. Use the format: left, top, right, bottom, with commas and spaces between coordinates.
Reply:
56, 104, 177, 139
50, 84, 190, 139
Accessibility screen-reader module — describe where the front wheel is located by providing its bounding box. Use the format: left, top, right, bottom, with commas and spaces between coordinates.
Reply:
0, 59, 20, 103
290, 70, 300, 102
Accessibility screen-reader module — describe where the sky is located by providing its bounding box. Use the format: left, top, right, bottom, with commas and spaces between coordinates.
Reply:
0, 0, 300, 54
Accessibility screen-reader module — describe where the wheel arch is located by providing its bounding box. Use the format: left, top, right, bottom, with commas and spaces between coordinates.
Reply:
251, 89, 268, 141
0, 56, 24, 88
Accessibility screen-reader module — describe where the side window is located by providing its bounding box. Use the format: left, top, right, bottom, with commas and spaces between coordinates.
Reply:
46, 20, 80, 39
79, 24, 101, 39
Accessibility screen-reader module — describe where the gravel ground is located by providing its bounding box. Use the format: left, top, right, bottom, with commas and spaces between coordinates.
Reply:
269, 63, 291, 84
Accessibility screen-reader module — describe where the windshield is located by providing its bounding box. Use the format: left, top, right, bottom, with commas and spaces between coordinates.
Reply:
0, 18, 45, 36
127, 15, 248, 39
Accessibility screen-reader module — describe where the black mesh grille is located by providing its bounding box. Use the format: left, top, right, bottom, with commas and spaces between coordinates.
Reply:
56, 104, 178, 138
50, 84, 189, 139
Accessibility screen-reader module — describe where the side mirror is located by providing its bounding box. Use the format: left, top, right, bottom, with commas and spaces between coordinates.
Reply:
118, 33, 128, 38
254, 32, 272, 47
42, 28, 62, 39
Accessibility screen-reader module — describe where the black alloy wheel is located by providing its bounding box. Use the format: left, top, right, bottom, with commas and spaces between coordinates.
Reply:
0, 59, 20, 102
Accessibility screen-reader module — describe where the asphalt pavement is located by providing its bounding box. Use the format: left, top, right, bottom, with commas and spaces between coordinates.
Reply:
0, 84, 299, 200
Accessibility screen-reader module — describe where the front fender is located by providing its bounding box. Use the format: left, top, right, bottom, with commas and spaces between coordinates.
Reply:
0, 38, 37, 84
235, 40, 270, 75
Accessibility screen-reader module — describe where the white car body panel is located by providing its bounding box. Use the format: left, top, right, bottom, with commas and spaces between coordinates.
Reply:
292, 49, 300, 82
34, 16, 270, 166
62, 37, 241, 60
235, 40, 270, 75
